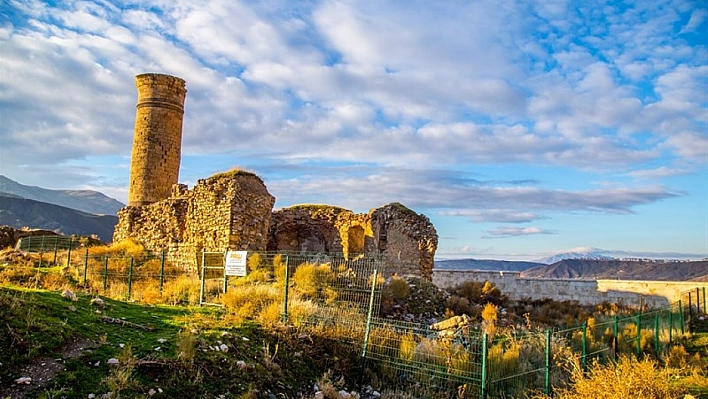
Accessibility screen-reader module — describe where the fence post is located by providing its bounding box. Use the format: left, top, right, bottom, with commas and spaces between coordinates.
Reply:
688, 292, 693, 321
53, 239, 58, 265
199, 250, 206, 306
581, 322, 587, 371
83, 248, 89, 285
635, 313, 642, 358
127, 257, 134, 300
67, 242, 72, 267
282, 255, 290, 324
359, 269, 378, 386
159, 251, 165, 293
679, 300, 685, 336
223, 250, 228, 294
613, 315, 619, 360
703, 287, 707, 315
544, 329, 551, 396
668, 308, 673, 345
103, 256, 109, 293
653, 314, 660, 355
696, 287, 706, 316
481, 333, 488, 399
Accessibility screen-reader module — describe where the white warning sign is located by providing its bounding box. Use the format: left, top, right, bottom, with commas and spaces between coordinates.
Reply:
224, 251, 248, 276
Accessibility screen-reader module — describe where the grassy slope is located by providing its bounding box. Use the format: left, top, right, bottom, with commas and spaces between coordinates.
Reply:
0, 286, 357, 399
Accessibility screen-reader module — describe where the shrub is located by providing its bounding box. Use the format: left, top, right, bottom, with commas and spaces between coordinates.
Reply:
291, 262, 335, 300
482, 303, 498, 336
532, 355, 682, 399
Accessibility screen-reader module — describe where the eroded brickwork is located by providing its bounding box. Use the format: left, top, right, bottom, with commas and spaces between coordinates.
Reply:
129, 74, 187, 207
268, 203, 438, 279
114, 171, 275, 271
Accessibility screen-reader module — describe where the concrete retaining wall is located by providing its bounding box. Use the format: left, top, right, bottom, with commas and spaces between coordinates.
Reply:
433, 269, 708, 308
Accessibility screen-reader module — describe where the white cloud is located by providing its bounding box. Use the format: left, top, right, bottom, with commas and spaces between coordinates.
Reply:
484, 227, 556, 238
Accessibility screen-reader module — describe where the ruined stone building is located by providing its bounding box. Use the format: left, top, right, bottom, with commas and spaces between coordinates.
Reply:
113, 73, 438, 279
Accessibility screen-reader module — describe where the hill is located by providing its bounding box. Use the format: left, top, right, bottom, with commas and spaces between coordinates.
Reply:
0, 195, 117, 242
521, 259, 708, 281
0, 175, 124, 215
434, 258, 543, 271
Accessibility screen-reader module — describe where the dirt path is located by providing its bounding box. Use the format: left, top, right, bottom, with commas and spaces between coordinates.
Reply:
1, 336, 99, 399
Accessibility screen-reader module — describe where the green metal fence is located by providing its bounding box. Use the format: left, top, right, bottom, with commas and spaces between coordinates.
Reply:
16, 235, 82, 267
9, 240, 701, 398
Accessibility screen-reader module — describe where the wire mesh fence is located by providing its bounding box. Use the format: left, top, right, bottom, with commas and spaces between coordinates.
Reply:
362, 317, 485, 398
11, 238, 703, 398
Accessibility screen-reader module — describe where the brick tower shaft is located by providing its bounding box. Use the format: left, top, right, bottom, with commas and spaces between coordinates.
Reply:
128, 73, 187, 207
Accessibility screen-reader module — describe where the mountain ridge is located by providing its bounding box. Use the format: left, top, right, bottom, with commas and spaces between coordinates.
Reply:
0, 195, 117, 242
520, 258, 708, 281
0, 175, 124, 215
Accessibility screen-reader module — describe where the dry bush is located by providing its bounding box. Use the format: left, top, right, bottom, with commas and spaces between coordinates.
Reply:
162, 275, 200, 306
285, 298, 318, 327
291, 262, 335, 299
88, 239, 146, 258
532, 355, 683, 399
399, 331, 417, 362
219, 284, 281, 319
482, 303, 498, 336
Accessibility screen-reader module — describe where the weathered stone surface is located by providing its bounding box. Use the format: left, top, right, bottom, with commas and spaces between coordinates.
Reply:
370, 203, 438, 280
114, 170, 275, 271
129, 73, 187, 207
268, 202, 438, 279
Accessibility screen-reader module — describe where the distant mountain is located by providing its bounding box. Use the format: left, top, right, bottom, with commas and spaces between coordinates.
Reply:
434, 258, 543, 272
0, 195, 117, 242
521, 259, 708, 281
535, 247, 615, 264
0, 175, 124, 215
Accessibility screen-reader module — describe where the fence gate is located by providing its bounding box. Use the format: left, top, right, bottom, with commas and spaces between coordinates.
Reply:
198, 250, 228, 306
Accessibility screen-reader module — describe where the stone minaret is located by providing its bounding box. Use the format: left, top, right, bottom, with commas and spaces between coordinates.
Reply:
128, 73, 187, 207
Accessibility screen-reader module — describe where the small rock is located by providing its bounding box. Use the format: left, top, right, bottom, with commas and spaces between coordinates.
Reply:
91, 297, 105, 308
314, 392, 324, 399
154, 347, 161, 351
88, 394, 96, 399
62, 289, 77, 302
219, 344, 228, 352
236, 360, 246, 369
94, 361, 100, 367
157, 338, 167, 343
148, 388, 156, 396
107, 358, 119, 365
69, 306, 76, 311
339, 390, 351, 399
15, 377, 31, 384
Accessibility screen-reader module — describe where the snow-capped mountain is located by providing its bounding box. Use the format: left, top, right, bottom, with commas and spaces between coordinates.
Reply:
535, 247, 615, 264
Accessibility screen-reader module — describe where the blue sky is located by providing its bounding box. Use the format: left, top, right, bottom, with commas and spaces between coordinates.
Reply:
1, 0, 706, 261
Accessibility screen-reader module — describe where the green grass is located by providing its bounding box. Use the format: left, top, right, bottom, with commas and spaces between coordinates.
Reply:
0, 286, 359, 398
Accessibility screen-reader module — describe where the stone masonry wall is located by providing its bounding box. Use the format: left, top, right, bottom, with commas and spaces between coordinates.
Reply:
433, 269, 708, 308
114, 171, 275, 271
268, 203, 438, 279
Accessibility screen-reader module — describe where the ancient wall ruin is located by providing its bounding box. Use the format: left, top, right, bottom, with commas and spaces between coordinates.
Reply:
116, 73, 438, 278
114, 170, 275, 271
128, 73, 187, 207
268, 203, 438, 279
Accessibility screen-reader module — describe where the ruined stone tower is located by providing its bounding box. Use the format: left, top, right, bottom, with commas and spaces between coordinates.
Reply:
128, 73, 187, 207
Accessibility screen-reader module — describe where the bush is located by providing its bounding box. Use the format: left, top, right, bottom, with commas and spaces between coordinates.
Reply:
291, 262, 335, 300
532, 355, 683, 399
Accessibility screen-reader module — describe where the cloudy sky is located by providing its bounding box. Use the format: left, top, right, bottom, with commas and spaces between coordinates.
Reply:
1, 0, 706, 261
